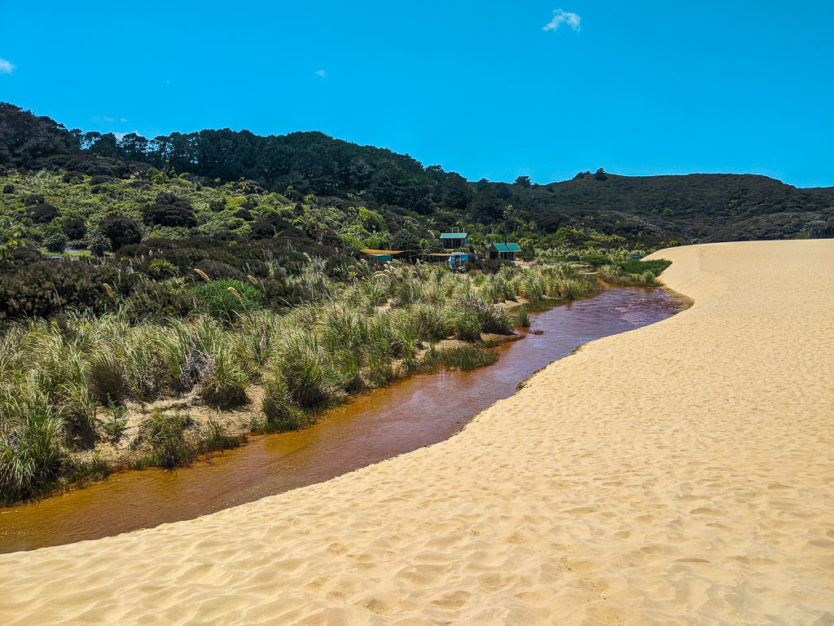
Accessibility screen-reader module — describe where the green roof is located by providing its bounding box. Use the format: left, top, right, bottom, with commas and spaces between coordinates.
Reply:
439, 232, 467, 239
491, 243, 521, 252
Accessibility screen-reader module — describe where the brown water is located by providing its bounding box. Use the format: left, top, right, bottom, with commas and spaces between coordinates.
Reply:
0, 287, 684, 554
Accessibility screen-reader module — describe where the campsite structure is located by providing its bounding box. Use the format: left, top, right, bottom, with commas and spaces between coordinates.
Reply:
439, 232, 468, 250
488, 242, 521, 261
360, 248, 403, 263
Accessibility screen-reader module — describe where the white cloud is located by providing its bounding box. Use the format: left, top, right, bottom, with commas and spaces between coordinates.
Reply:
543, 9, 581, 32
315, 69, 326, 78
120, 117, 128, 123
0, 58, 15, 74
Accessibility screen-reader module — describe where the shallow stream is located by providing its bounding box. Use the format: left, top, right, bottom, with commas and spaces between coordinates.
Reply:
0, 286, 684, 553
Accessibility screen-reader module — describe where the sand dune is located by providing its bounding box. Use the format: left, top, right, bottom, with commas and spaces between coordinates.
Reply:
1, 240, 833, 624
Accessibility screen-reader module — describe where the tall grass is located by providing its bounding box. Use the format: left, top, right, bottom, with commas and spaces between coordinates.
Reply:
0, 387, 64, 502
0, 260, 601, 501
418, 344, 499, 372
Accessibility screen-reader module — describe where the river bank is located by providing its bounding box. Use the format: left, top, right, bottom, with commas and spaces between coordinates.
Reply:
0, 263, 605, 504
2, 240, 831, 624
0, 286, 683, 553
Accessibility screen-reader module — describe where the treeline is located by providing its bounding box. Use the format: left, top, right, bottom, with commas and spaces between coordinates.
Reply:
0, 103, 469, 214
2, 102, 833, 243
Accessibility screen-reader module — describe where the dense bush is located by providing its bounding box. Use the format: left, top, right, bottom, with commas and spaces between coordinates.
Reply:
418, 344, 499, 371
188, 279, 263, 322
261, 375, 309, 432
61, 215, 87, 240
28, 202, 59, 224
0, 261, 125, 319
99, 215, 142, 251
618, 259, 672, 276
142, 195, 198, 227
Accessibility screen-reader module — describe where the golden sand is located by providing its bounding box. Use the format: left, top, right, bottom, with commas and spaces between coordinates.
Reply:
1, 240, 833, 624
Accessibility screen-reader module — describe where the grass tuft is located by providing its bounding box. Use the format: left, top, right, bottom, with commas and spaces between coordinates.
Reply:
418, 344, 499, 372
137, 410, 194, 469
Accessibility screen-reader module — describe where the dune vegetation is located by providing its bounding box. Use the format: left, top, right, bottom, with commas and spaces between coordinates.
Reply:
0, 260, 623, 503
0, 103, 680, 504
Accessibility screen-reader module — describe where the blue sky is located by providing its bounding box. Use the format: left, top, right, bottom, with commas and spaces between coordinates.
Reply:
1, 1, 832, 187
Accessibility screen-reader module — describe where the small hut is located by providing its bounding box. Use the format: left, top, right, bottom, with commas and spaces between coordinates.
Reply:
439, 232, 468, 250
488, 242, 521, 261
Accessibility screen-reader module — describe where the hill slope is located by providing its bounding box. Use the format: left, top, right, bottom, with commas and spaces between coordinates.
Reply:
1, 102, 833, 245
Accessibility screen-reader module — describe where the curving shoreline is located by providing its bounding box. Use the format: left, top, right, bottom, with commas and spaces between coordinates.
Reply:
1, 240, 833, 623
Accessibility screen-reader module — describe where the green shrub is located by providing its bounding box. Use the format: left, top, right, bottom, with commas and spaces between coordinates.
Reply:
0, 261, 135, 319
188, 279, 263, 323
515, 307, 530, 327
447, 306, 482, 341
467, 298, 513, 334
101, 398, 128, 444
28, 202, 59, 224
618, 258, 671, 276
44, 231, 68, 253
139, 410, 194, 469
413, 303, 448, 341
148, 259, 177, 279
61, 216, 87, 240
99, 215, 142, 251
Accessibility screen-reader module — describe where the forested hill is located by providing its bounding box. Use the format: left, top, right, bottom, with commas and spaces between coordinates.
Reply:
2, 102, 833, 244
506, 172, 834, 242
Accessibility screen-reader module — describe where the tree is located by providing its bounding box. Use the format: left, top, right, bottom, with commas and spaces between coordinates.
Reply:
87, 230, 111, 257
391, 229, 420, 260
514, 175, 532, 187
44, 231, 68, 253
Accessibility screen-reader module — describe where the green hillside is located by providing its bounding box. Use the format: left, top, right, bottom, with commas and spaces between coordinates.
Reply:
2, 101, 833, 254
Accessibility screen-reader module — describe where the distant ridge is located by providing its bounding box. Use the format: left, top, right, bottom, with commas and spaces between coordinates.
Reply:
2, 102, 833, 243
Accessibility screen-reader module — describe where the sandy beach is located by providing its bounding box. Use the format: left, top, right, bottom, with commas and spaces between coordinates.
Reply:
1, 239, 832, 624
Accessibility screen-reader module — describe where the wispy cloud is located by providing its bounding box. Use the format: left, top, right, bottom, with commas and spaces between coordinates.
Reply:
315, 69, 326, 78
543, 9, 581, 32
0, 58, 15, 74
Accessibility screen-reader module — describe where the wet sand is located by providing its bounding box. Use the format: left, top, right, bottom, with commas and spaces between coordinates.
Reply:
1, 240, 833, 624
